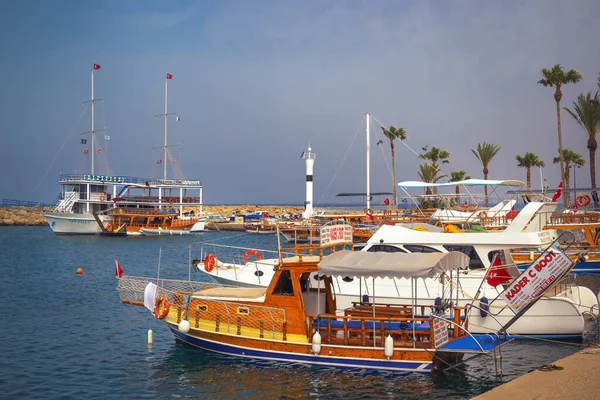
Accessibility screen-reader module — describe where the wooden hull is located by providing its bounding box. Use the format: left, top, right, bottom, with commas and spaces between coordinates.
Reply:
167, 324, 435, 372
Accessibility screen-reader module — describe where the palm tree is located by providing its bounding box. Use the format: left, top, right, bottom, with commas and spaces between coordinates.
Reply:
449, 170, 471, 203
471, 142, 501, 207
538, 64, 583, 207
515, 152, 545, 189
417, 164, 445, 195
419, 146, 450, 193
564, 92, 600, 208
379, 125, 407, 209
553, 149, 586, 206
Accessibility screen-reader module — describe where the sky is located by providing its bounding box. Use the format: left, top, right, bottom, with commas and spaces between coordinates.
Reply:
1, 0, 600, 206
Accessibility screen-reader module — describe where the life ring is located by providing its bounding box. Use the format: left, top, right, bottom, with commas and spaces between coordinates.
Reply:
244, 249, 261, 264
364, 208, 373, 217
576, 194, 590, 207
153, 297, 170, 319
99, 195, 105, 201
479, 211, 488, 219
83, 149, 89, 155
204, 254, 216, 272
97, 148, 103, 154
169, 198, 175, 204
153, 209, 159, 215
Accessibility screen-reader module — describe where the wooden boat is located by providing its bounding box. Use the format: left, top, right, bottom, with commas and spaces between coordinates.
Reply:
98, 208, 198, 236
244, 223, 277, 234
116, 221, 582, 373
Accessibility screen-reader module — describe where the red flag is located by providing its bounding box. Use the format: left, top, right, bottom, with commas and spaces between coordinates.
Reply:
93, 64, 101, 70
166, 73, 173, 79
384, 198, 390, 206
115, 260, 123, 278
262, 212, 269, 218
485, 255, 511, 287
551, 182, 563, 202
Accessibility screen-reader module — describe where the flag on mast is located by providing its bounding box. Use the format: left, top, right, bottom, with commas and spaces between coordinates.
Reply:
166, 73, 173, 79
93, 64, 101, 70
115, 260, 123, 278
551, 182, 563, 202
485, 255, 512, 287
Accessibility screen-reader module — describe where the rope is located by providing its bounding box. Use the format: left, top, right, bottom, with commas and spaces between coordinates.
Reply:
32, 105, 87, 194
314, 116, 365, 208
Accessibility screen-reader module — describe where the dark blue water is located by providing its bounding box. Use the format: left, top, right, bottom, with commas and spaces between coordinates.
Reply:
0, 227, 592, 399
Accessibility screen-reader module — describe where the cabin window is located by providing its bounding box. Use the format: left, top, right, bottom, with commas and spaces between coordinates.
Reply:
236, 307, 250, 315
366, 244, 406, 253
272, 270, 294, 296
443, 245, 484, 269
403, 245, 441, 253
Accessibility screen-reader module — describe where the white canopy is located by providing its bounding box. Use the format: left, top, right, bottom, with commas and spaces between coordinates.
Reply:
398, 179, 524, 189
317, 251, 469, 279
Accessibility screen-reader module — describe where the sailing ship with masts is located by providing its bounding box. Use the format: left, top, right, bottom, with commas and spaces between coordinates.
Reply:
42, 66, 204, 235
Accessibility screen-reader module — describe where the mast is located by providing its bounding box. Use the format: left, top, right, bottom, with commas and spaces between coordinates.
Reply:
163, 77, 168, 180
91, 68, 96, 175
366, 112, 371, 210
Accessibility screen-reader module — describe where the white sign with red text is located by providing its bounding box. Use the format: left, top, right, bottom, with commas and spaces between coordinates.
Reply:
502, 248, 572, 313
433, 318, 449, 348
320, 224, 353, 245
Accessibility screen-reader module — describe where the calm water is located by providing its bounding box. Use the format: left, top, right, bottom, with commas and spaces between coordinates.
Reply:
0, 227, 595, 399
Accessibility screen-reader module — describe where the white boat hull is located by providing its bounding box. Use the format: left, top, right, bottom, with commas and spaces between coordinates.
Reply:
195, 263, 595, 338
190, 219, 205, 233
43, 212, 107, 235
140, 228, 191, 236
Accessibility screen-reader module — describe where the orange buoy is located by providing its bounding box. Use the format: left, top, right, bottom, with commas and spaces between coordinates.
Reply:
76, 268, 83, 275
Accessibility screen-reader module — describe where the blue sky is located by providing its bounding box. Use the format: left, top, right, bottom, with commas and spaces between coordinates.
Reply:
1, 0, 599, 205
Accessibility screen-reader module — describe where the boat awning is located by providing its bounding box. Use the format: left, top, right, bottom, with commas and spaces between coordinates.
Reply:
317, 251, 469, 279
398, 179, 524, 189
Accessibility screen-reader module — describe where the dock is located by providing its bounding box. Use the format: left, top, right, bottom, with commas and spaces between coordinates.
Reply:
473, 346, 600, 399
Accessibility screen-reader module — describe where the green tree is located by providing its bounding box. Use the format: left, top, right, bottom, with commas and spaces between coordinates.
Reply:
538, 64, 583, 207
515, 152, 545, 190
417, 163, 446, 196
379, 125, 407, 209
449, 170, 471, 203
419, 146, 450, 194
564, 92, 600, 208
471, 142, 501, 206
553, 149, 586, 206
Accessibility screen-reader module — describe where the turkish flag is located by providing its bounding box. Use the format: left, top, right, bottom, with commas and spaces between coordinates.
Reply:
93, 64, 101, 70
384, 198, 390, 206
551, 182, 563, 202
166, 73, 173, 79
485, 255, 512, 287
262, 212, 269, 218
115, 260, 123, 279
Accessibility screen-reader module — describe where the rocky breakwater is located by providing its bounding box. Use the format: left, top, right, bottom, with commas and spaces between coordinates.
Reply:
0, 207, 47, 226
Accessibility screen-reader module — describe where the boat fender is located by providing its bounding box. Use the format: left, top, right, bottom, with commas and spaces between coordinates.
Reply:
244, 249, 261, 264
178, 319, 190, 333
312, 331, 322, 355
384, 334, 394, 359
480, 296, 489, 318
362, 294, 369, 304
153, 297, 170, 319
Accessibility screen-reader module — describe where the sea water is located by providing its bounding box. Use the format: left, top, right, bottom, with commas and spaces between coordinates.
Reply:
0, 227, 594, 399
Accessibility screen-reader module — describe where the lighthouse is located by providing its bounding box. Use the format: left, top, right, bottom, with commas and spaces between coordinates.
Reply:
301, 145, 315, 218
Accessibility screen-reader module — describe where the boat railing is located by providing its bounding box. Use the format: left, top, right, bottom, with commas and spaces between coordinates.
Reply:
58, 173, 202, 187
548, 212, 600, 225
117, 276, 229, 305
198, 243, 285, 269
185, 298, 287, 340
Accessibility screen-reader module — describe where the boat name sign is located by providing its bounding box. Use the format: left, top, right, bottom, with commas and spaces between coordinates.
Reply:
433, 317, 449, 348
502, 248, 572, 313
320, 224, 353, 245
536, 230, 556, 244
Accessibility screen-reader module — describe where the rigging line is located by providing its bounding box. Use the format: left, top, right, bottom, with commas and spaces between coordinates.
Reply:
370, 114, 438, 171
32, 105, 87, 194
314, 116, 365, 208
